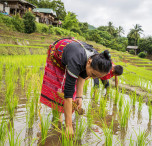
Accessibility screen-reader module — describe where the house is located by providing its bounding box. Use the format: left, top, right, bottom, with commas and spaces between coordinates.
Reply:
127, 46, 139, 55
0, 0, 36, 16
33, 8, 59, 26
0, 2, 4, 12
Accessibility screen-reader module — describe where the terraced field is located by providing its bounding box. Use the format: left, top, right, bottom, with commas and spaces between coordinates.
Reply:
0, 23, 152, 146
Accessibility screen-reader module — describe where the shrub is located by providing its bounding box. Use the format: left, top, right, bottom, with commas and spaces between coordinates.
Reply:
12, 14, 24, 32
138, 52, 146, 58
23, 12, 36, 33
129, 50, 135, 55
42, 26, 48, 33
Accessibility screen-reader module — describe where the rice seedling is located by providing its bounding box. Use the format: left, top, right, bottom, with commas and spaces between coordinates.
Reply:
26, 98, 35, 128
5, 81, 18, 119
39, 112, 52, 145
99, 97, 107, 118
114, 89, 119, 105
75, 113, 86, 140
118, 94, 124, 111
52, 108, 60, 126
61, 125, 76, 146
132, 91, 136, 106
7, 120, 22, 146
138, 95, 143, 111
119, 101, 130, 129
135, 129, 149, 146
34, 86, 40, 112
0, 64, 3, 81
148, 102, 152, 120
129, 134, 135, 146
0, 116, 7, 145
83, 80, 89, 94
94, 88, 100, 104
26, 80, 32, 101
86, 102, 93, 128
102, 120, 113, 146
90, 86, 95, 98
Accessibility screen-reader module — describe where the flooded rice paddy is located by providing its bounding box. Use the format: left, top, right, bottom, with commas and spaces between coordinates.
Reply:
0, 55, 152, 146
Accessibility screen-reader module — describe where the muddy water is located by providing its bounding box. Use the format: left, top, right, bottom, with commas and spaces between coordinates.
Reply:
0, 78, 152, 146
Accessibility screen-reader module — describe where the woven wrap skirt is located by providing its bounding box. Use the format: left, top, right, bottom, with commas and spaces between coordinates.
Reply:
40, 39, 76, 113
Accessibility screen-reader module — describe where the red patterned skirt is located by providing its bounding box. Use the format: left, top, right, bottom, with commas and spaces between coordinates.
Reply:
40, 39, 76, 113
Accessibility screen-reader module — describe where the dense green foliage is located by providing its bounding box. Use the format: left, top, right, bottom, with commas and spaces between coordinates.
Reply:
127, 24, 143, 46
0, 14, 24, 32
26, 0, 66, 20
129, 50, 135, 55
139, 37, 152, 55
23, 12, 36, 33
138, 52, 147, 58
0, 0, 152, 56
62, 12, 79, 30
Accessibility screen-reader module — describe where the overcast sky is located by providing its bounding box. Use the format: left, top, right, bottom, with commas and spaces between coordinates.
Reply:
61, 0, 152, 37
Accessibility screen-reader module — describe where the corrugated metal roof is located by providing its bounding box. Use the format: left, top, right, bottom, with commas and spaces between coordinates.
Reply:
33, 8, 56, 16
127, 46, 138, 49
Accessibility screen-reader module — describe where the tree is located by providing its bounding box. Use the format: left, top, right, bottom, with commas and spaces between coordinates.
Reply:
139, 37, 152, 55
79, 22, 88, 33
62, 12, 79, 30
51, 0, 66, 20
107, 21, 115, 36
38, 0, 52, 8
128, 24, 143, 46
97, 26, 108, 31
26, 0, 38, 6
23, 12, 36, 33
117, 26, 124, 37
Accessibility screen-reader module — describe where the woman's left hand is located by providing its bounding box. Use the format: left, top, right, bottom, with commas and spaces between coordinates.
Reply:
75, 98, 82, 110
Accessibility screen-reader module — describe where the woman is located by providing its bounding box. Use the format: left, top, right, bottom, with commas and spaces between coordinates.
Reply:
40, 37, 112, 135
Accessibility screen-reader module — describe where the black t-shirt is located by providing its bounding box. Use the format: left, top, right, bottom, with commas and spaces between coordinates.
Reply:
61, 41, 98, 98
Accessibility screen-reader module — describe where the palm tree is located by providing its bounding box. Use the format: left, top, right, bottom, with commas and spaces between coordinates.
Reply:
128, 24, 143, 46
117, 26, 124, 37
107, 21, 115, 35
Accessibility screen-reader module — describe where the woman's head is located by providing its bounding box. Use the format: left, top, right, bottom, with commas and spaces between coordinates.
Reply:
86, 50, 112, 78
113, 65, 123, 76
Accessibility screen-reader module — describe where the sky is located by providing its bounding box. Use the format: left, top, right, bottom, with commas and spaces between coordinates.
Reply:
61, 0, 152, 37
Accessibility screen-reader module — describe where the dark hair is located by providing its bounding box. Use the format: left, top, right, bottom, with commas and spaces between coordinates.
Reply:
114, 65, 123, 75
90, 50, 112, 73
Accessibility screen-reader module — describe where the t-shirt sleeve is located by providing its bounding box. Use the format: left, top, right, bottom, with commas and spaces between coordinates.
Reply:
79, 70, 88, 79
62, 42, 87, 79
